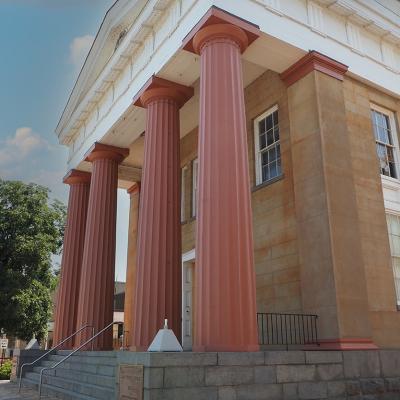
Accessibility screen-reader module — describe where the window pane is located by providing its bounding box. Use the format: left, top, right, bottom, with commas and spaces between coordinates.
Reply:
372, 123, 380, 141
261, 151, 268, 166
383, 114, 390, 130
259, 133, 266, 150
267, 130, 274, 146
277, 158, 282, 175
259, 119, 265, 134
266, 114, 273, 131
377, 112, 385, 128
388, 129, 394, 146
269, 161, 278, 178
269, 147, 276, 162
274, 126, 280, 142
376, 143, 389, 176
262, 165, 269, 182
390, 161, 397, 179
273, 110, 279, 125
379, 127, 389, 144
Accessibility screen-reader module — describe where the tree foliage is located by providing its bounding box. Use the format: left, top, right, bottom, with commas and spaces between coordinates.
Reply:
0, 180, 66, 342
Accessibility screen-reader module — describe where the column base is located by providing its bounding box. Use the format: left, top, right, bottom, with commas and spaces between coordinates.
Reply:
193, 344, 260, 352
308, 338, 378, 351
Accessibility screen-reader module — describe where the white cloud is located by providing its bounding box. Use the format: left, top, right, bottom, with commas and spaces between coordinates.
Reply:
69, 35, 94, 68
0, 127, 48, 166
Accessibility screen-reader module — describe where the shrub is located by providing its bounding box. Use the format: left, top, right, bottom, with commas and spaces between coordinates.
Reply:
0, 360, 12, 380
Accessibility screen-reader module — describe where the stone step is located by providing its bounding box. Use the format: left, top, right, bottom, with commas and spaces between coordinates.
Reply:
47, 354, 117, 366
25, 372, 115, 400
56, 351, 116, 358
32, 366, 116, 388
39, 360, 116, 376
21, 377, 99, 400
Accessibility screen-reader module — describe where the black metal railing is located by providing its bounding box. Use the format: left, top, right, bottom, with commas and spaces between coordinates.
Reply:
257, 312, 319, 349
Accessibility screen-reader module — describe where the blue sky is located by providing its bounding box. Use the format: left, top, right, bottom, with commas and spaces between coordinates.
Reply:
0, 0, 130, 281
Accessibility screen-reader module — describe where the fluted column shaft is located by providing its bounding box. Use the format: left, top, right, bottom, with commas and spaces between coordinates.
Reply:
133, 92, 182, 350
53, 170, 90, 349
193, 24, 259, 351
124, 183, 140, 349
75, 143, 128, 350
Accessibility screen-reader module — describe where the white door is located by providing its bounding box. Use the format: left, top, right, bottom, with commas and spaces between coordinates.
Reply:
182, 262, 193, 350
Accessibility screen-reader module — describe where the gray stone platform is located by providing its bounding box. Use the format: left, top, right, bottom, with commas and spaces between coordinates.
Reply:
13, 349, 400, 399
117, 349, 400, 399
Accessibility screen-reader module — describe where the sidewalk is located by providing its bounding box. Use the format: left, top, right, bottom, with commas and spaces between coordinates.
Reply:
0, 381, 55, 400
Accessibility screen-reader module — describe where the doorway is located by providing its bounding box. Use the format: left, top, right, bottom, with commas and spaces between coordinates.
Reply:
182, 249, 195, 351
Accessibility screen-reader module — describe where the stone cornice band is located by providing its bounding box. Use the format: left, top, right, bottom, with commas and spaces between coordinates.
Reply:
182, 6, 260, 54
192, 24, 249, 54
63, 169, 91, 185
84, 142, 129, 163
280, 50, 349, 87
133, 76, 194, 109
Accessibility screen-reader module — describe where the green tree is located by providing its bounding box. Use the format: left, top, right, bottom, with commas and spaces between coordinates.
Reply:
0, 180, 66, 342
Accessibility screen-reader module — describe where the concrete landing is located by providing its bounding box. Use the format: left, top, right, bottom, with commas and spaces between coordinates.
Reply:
0, 381, 55, 400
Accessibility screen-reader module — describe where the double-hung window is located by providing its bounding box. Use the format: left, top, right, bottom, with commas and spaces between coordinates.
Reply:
254, 105, 282, 185
371, 106, 398, 179
386, 214, 400, 308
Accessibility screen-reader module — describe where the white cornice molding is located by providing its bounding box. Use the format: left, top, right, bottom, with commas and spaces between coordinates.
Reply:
58, 0, 400, 152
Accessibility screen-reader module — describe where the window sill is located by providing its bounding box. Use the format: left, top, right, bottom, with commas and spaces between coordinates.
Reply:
252, 174, 284, 192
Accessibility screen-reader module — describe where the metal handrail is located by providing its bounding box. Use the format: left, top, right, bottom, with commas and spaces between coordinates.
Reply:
38, 321, 123, 399
18, 324, 95, 393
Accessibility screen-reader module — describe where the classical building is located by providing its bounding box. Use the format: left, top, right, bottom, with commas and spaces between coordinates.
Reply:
53, 0, 400, 353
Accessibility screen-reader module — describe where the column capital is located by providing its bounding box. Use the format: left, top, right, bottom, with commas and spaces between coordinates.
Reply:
280, 50, 348, 87
127, 182, 141, 196
133, 76, 193, 109
63, 169, 91, 185
182, 6, 260, 55
84, 142, 129, 163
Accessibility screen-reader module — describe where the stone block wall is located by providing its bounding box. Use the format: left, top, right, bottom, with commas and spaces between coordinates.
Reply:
343, 76, 400, 348
117, 350, 400, 400
178, 68, 400, 347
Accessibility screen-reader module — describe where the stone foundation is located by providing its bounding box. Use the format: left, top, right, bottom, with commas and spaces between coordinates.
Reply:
117, 350, 400, 400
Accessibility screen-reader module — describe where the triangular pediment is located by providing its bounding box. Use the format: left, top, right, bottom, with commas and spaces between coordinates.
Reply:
57, 0, 147, 135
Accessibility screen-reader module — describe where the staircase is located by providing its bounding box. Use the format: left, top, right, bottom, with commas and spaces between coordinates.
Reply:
20, 350, 118, 400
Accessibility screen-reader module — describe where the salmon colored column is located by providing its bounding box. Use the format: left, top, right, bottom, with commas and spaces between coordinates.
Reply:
124, 183, 140, 349
192, 23, 259, 351
132, 77, 193, 350
53, 169, 91, 349
75, 143, 128, 350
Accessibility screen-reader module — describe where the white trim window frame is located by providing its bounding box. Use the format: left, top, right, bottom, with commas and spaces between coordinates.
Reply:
386, 213, 400, 307
254, 105, 282, 186
191, 158, 198, 218
371, 104, 400, 180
